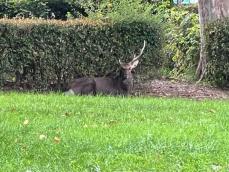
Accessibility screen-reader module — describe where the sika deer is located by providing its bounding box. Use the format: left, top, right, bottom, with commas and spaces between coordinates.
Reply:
65, 41, 146, 95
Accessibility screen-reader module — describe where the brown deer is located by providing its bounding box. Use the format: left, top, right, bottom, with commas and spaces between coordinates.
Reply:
65, 40, 146, 95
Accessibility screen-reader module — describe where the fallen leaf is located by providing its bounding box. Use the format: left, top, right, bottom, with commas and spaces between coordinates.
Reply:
211, 164, 222, 171
39, 134, 47, 140
54, 136, 61, 144
209, 109, 216, 113
23, 119, 29, 126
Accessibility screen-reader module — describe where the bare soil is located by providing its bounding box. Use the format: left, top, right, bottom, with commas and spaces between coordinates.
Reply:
2, 79, 229, 99
134, 79, 229, 100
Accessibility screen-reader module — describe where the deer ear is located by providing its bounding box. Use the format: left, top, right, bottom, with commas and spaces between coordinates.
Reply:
130, 60, 139, 69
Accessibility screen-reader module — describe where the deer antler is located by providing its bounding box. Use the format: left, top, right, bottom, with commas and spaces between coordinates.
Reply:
119, 40, 146, 68
132, 40, 146, 62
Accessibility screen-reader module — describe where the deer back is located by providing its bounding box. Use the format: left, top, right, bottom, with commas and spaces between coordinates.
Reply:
65, 77, 96, 95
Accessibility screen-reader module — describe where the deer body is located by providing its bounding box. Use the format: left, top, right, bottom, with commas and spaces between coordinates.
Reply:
66, 77, 96, 95
65, 41, 146, 96
94, 75, 133, 95
66, 74, 133, 95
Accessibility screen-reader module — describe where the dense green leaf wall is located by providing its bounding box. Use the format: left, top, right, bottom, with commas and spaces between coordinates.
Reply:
0, 19, 163, 91
205, 19, 229, 87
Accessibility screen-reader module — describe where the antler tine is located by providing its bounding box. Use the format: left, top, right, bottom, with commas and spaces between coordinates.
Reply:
132, 40, 146, 62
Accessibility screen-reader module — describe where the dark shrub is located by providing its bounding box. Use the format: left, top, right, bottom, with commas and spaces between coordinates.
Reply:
0, 18, 164, 91
205, 19, 229, 87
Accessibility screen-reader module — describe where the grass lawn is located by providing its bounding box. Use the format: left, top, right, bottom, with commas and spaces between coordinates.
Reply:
0, 92, 229, 171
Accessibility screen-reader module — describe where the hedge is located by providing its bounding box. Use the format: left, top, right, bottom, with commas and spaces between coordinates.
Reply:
205, 19, 229, 87
0, 18, 163, 91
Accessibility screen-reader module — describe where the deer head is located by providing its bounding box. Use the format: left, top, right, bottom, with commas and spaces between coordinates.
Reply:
118, 40, 146, 80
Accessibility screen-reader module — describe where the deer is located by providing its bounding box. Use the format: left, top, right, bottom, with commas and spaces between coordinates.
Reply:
65, 40, 146, 96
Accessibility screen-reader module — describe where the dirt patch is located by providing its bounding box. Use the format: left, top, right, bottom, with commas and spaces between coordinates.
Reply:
134, 79, 229, 100
1, 79, 229, 99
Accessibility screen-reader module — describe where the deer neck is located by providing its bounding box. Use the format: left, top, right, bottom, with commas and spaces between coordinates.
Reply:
115, 71, 134, 92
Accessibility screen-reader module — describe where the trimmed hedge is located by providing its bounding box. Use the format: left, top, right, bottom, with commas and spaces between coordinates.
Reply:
205, 19, 229, 87
0, 19, 163, 91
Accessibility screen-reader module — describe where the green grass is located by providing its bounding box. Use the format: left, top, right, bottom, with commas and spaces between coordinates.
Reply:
0, 92, 229, 171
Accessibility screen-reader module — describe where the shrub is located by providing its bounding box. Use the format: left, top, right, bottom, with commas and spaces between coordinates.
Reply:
151, 2, 200, 79
0, 0, 50, 19
168, 8, 200, 78
205, 19, 229, 87
0, 18, 163, 91
89, 0, 154, 23
0, 0, 94, 19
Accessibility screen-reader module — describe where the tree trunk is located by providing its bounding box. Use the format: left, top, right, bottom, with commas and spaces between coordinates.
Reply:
196, 0, 229, 81
196, 0, 211, 81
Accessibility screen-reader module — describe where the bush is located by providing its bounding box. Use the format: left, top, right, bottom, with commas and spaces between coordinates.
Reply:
0, 0, 157, 21
205, 19, 229, 87
89, 0, 154, 23
0, 18, 163, 91
0, 0, 94, 19
150, 2, 200, 79
165, 6, 200, 78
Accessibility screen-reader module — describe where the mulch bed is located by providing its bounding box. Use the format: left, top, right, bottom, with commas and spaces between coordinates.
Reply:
1, 79, 229, 100
134, 79, 229, 100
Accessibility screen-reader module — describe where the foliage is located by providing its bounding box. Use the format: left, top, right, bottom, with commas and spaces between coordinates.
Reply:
0, 0, 203, 83
89, 0, 155, 23
151, 2, 200, 79
0, 0, 96, 19
0, 0, 158, 22
90, 1, 201, 80
205, 19, 229, 87
167, 6, 200, 78
1, 92, 229, 171
0, 18, 163, 90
